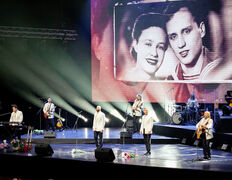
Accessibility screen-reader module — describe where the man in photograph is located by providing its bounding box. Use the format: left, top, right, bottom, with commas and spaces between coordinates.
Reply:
164, 1, 221, 80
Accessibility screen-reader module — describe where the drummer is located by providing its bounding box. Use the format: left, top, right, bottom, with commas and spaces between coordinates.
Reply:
187, 93, 199, 110
186, 93, 199, 124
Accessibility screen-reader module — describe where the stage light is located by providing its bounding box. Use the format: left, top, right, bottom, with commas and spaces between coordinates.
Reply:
77, 113, 88, 122
110, 109, 126, 122
142, 101, 160, 123
105, 117, 110, 123
149, 110, 160, 123
96, 102, 126, 122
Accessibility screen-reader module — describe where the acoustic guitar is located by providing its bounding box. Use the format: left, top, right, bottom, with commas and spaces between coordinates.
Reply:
56, 108, 65, 128
196, 118, 210, 139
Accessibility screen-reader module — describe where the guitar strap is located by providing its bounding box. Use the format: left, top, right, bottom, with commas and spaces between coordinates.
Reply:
202, 118, 210, 133
48, 103, 51, 111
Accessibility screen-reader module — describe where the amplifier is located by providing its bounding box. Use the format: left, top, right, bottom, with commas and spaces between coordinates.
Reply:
44, 131, 56, 138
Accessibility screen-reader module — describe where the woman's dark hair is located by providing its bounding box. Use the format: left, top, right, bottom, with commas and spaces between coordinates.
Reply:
132, 12, 168, 49
131, 13, 168, 59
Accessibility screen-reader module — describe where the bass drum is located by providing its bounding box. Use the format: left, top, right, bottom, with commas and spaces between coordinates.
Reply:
172, 112, 183, 125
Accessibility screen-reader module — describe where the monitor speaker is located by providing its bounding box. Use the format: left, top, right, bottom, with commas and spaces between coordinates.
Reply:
35, 144, 54, 156
44, 131, 56, 138
95, 148, 115, 162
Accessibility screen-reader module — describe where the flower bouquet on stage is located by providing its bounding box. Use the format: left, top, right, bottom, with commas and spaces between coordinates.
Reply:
122, 152, 136, 159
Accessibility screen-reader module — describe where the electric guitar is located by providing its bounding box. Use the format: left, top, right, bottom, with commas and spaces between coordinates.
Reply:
132, 100, 143, 116
43, 105, 56, 119
23, 126, 33, 152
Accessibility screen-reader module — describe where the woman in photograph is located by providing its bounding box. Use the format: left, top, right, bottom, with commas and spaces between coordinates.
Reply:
125, 13, 168, 81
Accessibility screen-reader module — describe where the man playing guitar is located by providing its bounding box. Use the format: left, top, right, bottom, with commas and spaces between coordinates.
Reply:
196, 111, 213, 160
43, 97, 56, 131
132, 94, 143, 132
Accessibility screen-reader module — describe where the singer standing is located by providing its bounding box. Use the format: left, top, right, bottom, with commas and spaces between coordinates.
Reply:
93, 106, 105, 149
196, 111, 213, 160
140, 108, 153, 156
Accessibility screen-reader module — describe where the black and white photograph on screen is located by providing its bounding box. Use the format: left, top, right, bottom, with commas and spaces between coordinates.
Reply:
114, 0, 232, 82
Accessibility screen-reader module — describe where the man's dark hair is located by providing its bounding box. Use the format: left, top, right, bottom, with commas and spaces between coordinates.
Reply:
163, 1, 205, 26
11, 104, 18, 109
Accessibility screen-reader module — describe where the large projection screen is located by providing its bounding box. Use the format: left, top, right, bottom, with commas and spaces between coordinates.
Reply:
91, 0, 232, 103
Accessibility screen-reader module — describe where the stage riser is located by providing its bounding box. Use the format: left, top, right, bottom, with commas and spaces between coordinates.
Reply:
153, 124, 232, 152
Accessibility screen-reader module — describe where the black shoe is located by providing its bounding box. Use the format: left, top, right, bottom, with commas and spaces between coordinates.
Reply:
144, 152, 151, 156
202, 156, 210, 161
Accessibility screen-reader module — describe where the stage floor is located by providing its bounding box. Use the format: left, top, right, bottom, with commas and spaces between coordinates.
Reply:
52, 144, 232, 172
2, 143, 232, 174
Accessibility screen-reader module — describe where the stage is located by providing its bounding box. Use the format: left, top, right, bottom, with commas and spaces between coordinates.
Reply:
153, 123, 232, 149
1, 143, 232, 179
1, 125, 232, 178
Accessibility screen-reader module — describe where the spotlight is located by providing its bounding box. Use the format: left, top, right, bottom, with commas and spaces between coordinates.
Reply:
149, 110, 160, 123
77, 114, 88, 122
105, 117, 110, 123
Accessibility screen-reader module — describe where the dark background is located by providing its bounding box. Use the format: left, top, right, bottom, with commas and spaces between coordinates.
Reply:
0, 0, 95, 129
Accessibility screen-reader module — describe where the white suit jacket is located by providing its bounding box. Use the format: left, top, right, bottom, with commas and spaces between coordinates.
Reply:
43, 103, 55, 119
196, 118, 213, 140
140, 114, 153, 134
9, 110, 23, 124
93, 111, 105, 132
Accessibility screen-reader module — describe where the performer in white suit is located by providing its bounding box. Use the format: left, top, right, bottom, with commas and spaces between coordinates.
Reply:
93, 106, 105, 149
196, 111, 213, 160
140, 108, 153, 156
9, 104, 23, 125
9, 104, 23, 139
43, 97, 56, 131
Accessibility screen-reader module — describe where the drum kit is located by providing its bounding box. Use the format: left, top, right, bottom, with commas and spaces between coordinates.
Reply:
171, 99, 206, 125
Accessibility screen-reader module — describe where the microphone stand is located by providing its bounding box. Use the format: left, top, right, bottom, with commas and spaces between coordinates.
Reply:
0, 112, 11, 117
192, 130, 204, 161
121, 101, 130, 152
122, 101, 130, 130
36, 99, 46, 130
72, 111, 82, 153
192, 137, 201, 162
